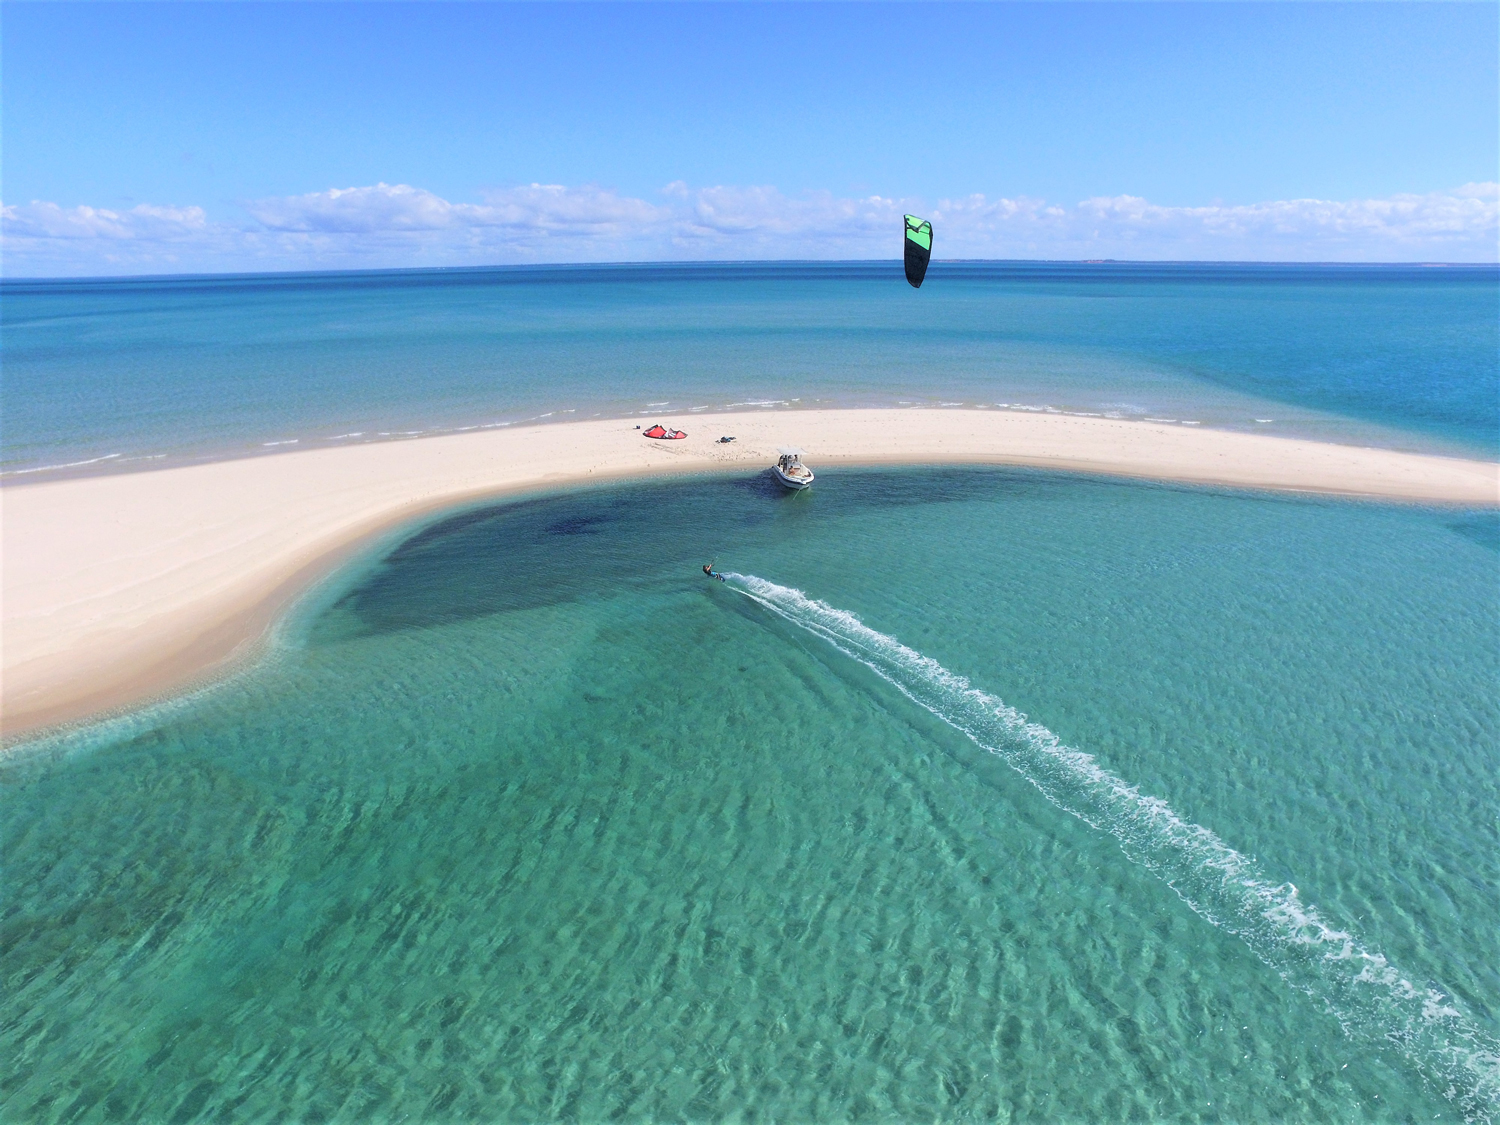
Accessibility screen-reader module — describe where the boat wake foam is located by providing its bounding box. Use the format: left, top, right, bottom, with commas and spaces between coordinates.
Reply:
723, 571, 1500, 1121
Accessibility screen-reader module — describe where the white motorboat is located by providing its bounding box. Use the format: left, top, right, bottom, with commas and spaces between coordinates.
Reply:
772, 449, 814, 490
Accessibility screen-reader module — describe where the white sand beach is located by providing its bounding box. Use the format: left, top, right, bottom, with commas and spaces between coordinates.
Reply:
3, 408, 1496, 739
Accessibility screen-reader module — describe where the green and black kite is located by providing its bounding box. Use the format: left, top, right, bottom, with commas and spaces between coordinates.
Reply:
903, 214, 932, 288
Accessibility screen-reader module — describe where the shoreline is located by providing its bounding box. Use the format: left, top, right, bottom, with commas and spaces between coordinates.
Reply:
6, 402, 1494, 489
4, 408, 1496, 742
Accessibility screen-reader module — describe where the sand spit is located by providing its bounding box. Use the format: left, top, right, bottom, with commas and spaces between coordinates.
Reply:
4, 409, 1496, 740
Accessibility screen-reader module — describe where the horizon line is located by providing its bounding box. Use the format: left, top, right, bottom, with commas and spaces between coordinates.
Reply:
5, 258, 1496, 285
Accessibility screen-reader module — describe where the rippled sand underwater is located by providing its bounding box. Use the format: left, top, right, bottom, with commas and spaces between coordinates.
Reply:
4, 468, 1497, 1122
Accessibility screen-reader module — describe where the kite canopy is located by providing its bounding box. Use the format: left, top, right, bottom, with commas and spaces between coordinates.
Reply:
903, 214, 932, 288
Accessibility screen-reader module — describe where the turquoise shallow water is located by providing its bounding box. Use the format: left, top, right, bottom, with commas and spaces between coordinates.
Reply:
4, 469, 1497, 1122
2, 262, 1496, 478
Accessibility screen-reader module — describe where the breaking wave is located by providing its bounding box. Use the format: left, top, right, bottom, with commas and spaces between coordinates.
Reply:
723, 572, 1500, 1121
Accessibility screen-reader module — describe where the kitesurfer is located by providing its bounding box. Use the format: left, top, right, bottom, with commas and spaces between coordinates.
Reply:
703, 562, 726, 582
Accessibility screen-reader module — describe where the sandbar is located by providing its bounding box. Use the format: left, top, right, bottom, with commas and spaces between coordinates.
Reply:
3, 408, 1496, 741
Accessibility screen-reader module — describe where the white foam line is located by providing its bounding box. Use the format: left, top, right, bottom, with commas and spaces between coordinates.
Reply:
720, 572, 1500, 1120
261, 439, 300, 447
2, 452, 122, 476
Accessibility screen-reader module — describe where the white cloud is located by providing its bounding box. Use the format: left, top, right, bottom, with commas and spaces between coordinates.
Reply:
4, 181, 1496, 277
2, 201, 211, 242
476, 183, 666, 231
244, 182, 664, 235
1049, 186, 1500, 257
666, 183, 903, 251
245, 183, 467, 233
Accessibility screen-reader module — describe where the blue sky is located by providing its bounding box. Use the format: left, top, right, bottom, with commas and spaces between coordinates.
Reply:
4, 2, 1497, 274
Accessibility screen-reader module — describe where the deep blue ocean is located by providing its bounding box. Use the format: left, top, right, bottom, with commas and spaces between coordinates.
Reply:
2, 263, 1497, 1122
2, 262, 1497, 477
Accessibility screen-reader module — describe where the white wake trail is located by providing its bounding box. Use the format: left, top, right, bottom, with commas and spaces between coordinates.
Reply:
723, 572, 1499, 1121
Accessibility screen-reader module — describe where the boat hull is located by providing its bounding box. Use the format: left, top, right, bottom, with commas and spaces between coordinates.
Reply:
772, 466, 813, 490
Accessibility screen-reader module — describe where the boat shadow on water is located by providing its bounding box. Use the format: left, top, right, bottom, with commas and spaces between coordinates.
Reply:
727, 470, 817, 503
